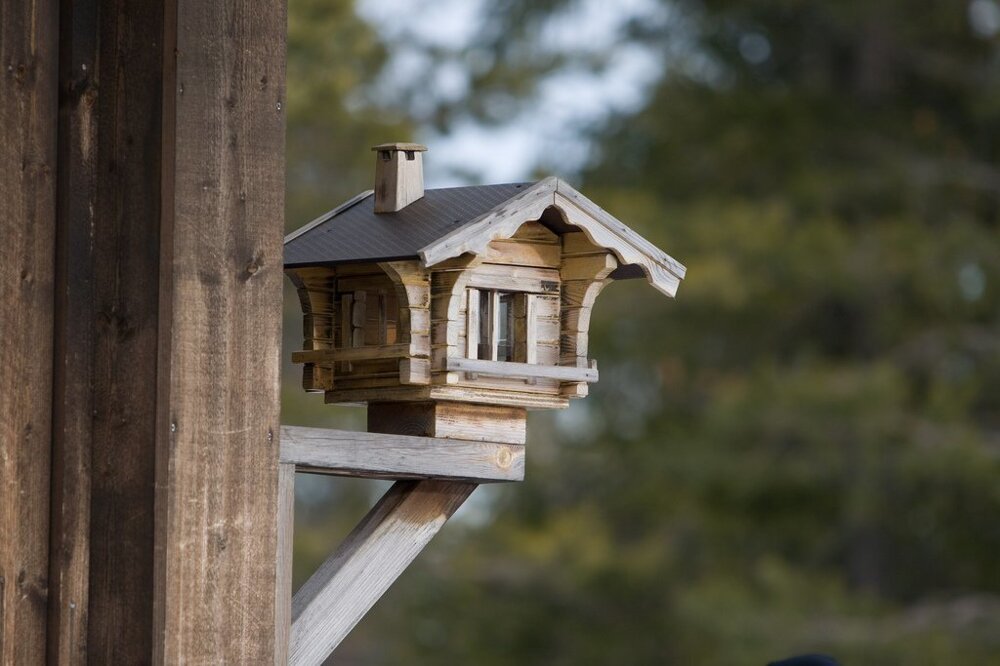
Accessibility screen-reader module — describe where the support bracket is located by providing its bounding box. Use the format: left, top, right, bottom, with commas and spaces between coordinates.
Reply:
275, 425, 524, 665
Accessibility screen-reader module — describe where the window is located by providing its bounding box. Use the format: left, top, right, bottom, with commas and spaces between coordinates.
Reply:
469, 289, 524, 362
342, 289, 398, 348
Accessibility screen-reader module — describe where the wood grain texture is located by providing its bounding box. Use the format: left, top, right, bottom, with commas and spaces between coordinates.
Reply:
48, 0, 99, 658
274, 463, 296, 666
152, 0, 286, 662
419, 178, 557, 266
45, 2, 170, 662
288, 480, 476, 665
291, 342, 410, 364
280, 425, 524, 482
418, 177, 685, 297
446, 358, 598, 383
323, 384, 570, 410
553, 181, 684, 297
0, 1, 58, 662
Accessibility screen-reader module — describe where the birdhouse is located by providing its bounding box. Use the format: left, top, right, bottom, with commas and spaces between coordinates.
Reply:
285, 143, 685, 445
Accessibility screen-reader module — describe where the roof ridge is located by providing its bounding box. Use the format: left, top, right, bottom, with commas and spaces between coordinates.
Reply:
423, 181, 536, 193
284, 189, 373, 245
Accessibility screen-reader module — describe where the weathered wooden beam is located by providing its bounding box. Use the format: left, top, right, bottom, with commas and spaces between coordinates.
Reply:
289, 480, 476, 665
151, 0, 287, 663
47, 1, 169, 661
0, 1, 58, 661
446, 357, 599, 383
280, 425, 524, 482
291, 342, 412, 364
274, 463, 296, 666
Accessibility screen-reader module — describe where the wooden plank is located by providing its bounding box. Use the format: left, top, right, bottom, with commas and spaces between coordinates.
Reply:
279, 425, 524, 482
524, 295, 538, 364
0, 1, 58, 662
46, 2, 170, 661
48, 0, 99, 656
151, 0, 286, 663
289, 480, 476, 665
292, 342, 410, 364
467, 263, 562, 294
447, 357, 598, 383
274, 463, 296, 666
484, 238, 561, 267
399, 357, 431, 385
323, 384, 571, 410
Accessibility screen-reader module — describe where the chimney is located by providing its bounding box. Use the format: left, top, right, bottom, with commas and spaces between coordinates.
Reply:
372, 143, 427, 213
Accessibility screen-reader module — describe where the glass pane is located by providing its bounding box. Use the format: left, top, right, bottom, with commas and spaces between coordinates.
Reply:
497, 292, 514, 362
384, 291, 398, 344
478, 290, 491, 360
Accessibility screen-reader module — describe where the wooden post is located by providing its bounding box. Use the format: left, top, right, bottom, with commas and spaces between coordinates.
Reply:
49, 2, 168, 661
152, 1, 286, 662
0, 1, 59, 663
37, 0, 287, 662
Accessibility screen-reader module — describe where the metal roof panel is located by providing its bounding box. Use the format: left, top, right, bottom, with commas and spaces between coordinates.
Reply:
284, 183, 534, 267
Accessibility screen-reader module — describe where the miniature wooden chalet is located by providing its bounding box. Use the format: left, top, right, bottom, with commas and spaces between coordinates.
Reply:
285, 143, 685, 445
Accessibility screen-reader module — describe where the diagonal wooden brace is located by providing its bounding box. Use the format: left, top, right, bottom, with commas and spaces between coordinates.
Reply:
287, 480, 476, 665
275, 426, 522, 665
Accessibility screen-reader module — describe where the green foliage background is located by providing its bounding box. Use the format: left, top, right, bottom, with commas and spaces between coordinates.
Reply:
285, 1, 1000, 663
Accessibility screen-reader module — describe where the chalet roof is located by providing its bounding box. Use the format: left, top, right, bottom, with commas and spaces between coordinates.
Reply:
284, 176, 686, 296
284, 183, 529, 268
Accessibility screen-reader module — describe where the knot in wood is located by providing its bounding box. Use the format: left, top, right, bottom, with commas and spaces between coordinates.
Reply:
496, 446, 513, 469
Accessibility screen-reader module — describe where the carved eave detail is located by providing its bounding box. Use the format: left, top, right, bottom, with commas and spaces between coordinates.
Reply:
418, 177, 686, 297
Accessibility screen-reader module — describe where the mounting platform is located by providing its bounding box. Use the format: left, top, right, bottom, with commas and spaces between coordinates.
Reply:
276, 425, 525, 665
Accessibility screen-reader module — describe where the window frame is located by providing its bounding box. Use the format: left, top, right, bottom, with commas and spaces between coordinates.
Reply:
467, 288, 532, 363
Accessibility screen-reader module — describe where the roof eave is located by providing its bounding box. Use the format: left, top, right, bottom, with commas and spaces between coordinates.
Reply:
418, 177, 686, 298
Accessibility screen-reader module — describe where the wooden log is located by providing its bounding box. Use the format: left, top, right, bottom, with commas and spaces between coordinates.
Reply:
0, 1, 58, 662
49, 0, 98, 655
280, 425, 524, 482
288, 480, 476, 665
291, 342, 411, 364
151, 1, 286, 663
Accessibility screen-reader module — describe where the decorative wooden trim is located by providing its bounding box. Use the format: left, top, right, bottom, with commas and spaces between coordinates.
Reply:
553, 180, 683, 296
418, 177, 686, 297
279, 425, 524, 483
446, 357, 598, 383
288, 480, 476, 666
419, 178, 559, 267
